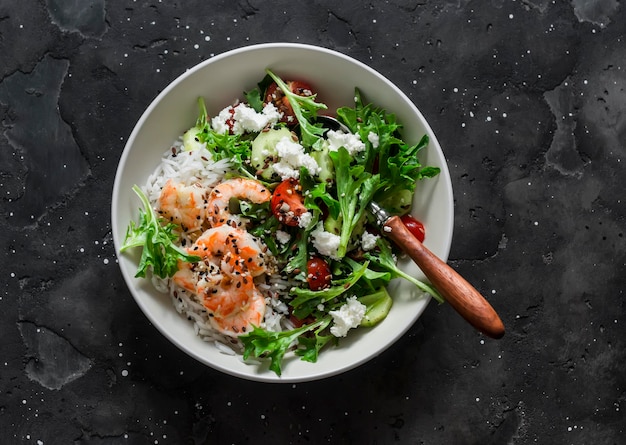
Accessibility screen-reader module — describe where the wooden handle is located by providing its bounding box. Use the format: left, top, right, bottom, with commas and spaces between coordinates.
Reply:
384, 216, 505, 339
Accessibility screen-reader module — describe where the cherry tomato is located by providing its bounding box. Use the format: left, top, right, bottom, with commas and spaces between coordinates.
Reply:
265, 80, 315, 125
270, 179, 308, 226
400, 214, 426, 243
306, 256, 332, 290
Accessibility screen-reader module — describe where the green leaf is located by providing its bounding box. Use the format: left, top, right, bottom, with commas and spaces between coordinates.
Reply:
244, 73, 274, 112
282, 230, 309, 277
338, 88, 441, 208
240, 317, 331, 376
290, 261, 370, 319
121, 185, 200, 278
344, 257, 392, 290
365, 238, 443, 303
295, 318, 335, 362
328, 147, 379, 258
192, 98, 256, 178
266, 69, 327, 147
244, 87, 263, 113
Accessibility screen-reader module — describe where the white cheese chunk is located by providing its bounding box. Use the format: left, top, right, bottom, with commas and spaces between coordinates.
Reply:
326, 130, 366, 155
298, 211, 313, 229
273, 136, 320, 180
361, 231, 380, 251
310, 222, 341, 260
367, 131, 380, 149
276, 230, 291, 245
211, 103, 282, 135
329, 296, 366, 337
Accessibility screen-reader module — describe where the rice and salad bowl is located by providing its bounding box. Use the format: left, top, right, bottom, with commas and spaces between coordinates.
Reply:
111, 43, 453, 382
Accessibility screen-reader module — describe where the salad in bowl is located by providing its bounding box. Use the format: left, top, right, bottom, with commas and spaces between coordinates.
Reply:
112, 43, 453, 382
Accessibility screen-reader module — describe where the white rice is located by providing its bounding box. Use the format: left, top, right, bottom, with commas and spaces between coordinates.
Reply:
144, 140, 232, 203
143, 141, 295, 353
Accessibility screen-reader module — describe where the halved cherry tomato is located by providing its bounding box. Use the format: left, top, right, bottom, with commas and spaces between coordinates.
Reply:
265, 80, 315, 125
270, 179, 308, 226
400, 214, 426, 243
306, 256, 332, 290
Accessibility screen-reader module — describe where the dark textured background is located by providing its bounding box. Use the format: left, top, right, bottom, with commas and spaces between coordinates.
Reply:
1, 1, 625, 443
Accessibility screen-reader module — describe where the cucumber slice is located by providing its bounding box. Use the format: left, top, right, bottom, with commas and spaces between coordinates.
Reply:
378, 188, 413, 215
311, 144, 334, 184
182, 126, 206, 151
250, 127, 292, 179
358, 287, 393, 327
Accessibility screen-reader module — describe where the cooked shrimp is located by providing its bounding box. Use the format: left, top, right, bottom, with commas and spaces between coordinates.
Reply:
206, 178, 271, 228
157, 179, 208, 232
172, 225, 268, 336
198, 264, 266, 336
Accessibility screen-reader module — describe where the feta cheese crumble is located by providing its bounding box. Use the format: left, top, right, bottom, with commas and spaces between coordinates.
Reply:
298, 211, 313, 229
276, 230, 291, 245
273, 136, 320, 180
329, 296, 366, 337
367, 131, 380, 149
361, 231, 380, 251
326, 130, 366, 155
211, 103, 281, 135
310, 222, 341, 259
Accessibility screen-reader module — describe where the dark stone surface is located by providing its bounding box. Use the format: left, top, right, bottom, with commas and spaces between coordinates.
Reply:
1, 0, 625, 443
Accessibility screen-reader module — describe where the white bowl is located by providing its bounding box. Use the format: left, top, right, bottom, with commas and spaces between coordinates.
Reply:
111, 43, 453, 382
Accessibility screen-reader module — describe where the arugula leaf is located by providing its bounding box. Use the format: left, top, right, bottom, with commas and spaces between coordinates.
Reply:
266, 69, 327, 148
282, 231, 309, 277
328, 147, 380, 258
344, 257, 392, 291
247, 216, 281, 257
289, 261, 369, 319
241, 317, 332, 376
295, 319, 335, 363
244, 87, 263, 113
365, 237, 444, 303
300, 168, 340, 220
121, 185, 200, 279
244, 73, 275, 112
375, 134, 440, 204
337, 89, 440, 205
193, 98, 256, 178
